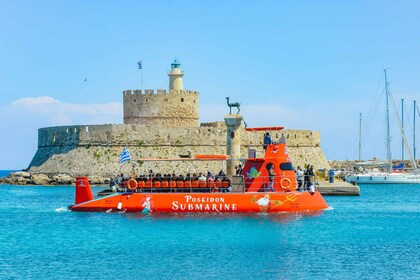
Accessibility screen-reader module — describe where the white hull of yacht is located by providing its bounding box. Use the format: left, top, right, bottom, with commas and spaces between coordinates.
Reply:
346, 173, 420, 184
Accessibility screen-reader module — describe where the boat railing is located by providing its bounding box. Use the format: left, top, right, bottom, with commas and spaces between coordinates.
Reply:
119, 175, 245, 193
118, 174, 319, 193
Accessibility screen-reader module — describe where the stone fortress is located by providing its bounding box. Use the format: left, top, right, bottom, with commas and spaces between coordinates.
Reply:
28, 60, 329, 178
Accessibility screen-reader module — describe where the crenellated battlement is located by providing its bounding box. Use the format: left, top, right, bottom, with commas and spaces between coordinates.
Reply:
123, 88, 200, 127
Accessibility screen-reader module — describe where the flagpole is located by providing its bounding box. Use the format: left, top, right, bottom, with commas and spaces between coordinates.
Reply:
138, 60, 143, 92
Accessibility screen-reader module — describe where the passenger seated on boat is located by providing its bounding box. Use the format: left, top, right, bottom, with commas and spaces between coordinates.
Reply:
145, 179, 153, 189
138, 179, 146, 189
199, 179, 206, 188
161, 179, 169, 188
176, 174, 185, 189
185, 173, 191, 182
169, 179, 177, 190
109, 179, 117, 191
184, 176, 192, 188
206, 171, 214, 180
213, 179, 221, 193
153, 173, 162, 182
216, 170, 225, 181
191, 178, 199, 188
215, 178, 223, 190
198, 172, 206, 181
222, 177, 231, 192
207, 177, 215, 190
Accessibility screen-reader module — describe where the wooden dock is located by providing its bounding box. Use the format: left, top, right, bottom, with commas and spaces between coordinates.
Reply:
317, 180, 360, 196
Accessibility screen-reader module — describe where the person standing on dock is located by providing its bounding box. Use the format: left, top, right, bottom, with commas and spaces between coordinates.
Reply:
329, 169, 335, 183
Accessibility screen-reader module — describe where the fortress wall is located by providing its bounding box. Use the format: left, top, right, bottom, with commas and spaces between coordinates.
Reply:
123, 89, 199, 127
38, 126, 81, 147
29, 124, 329, 176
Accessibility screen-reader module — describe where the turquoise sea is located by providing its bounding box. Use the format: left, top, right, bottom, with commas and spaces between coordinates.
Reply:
0, 180, 418, 279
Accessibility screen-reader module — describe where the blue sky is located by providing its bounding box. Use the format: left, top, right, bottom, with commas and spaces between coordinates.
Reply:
1, 0, 419, 169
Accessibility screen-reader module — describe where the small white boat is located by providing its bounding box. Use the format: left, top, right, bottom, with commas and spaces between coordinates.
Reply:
346, 172, 420, 184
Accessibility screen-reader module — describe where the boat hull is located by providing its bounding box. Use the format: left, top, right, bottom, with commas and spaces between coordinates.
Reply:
70, 191, 328, 213
346, 173, 420, 184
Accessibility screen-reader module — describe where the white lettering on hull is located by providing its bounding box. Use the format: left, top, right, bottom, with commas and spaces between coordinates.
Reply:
171, 198, 237, 212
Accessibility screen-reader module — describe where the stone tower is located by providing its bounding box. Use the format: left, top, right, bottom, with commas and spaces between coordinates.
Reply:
168, 59, 184, 90
123, 61, 199, 127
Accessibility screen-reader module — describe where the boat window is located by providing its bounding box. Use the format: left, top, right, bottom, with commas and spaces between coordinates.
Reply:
280, 162, 294, 171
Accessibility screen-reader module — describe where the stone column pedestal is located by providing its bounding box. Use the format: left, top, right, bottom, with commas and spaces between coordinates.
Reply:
224, 114, 243, 176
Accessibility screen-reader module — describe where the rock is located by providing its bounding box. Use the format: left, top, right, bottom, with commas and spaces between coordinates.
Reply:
88, 176, 109, 185
16, 177, 28, 185
51, 174, 74, 185
8, 171, 31, 179
32, 174, 50, 185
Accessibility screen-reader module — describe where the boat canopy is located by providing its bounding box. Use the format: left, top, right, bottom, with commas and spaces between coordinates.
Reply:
245, 126, 284, 132
136, 154, 232, 161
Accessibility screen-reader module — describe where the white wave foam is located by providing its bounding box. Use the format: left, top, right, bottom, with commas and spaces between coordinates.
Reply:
55, 207, 69, 212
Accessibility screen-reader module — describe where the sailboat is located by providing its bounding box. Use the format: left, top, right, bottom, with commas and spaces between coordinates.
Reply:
346, 70, 420, 184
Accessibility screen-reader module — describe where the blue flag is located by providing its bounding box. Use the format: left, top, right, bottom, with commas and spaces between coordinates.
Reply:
137, 61, 142, 70
119, 146, 131, 164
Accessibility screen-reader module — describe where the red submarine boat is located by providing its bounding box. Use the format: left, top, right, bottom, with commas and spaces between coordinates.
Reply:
69, 127, 328, 213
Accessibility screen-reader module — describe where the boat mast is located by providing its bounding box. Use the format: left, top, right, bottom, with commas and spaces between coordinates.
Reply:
401, 99, 404, 163
386, 73, 418, 173
359, 113, 362, 161
415, 100, 417, 162
384, 69, 392, 173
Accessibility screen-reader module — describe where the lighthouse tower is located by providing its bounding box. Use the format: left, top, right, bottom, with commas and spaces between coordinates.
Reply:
168, 59, 184, 91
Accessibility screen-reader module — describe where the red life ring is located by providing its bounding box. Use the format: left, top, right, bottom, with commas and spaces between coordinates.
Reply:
280, 178, 292, 189
127, 178, 138, 190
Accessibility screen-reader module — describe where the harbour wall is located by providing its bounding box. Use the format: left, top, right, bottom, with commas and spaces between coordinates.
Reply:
28, 123, 329, 177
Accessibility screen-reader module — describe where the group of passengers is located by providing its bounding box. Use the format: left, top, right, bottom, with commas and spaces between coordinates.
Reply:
113, 170, 232, 193
295, 164, 317, 192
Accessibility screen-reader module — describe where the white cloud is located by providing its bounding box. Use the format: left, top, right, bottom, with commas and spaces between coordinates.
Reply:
0, 96, 123, 169
12, 96, 59, 106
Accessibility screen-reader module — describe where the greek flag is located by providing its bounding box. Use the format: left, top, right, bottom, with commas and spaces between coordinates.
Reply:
137, 61, 142, 69
119, 146, 131, 164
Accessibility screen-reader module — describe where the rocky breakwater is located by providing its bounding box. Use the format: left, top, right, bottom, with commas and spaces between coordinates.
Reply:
0, 171, 110, 186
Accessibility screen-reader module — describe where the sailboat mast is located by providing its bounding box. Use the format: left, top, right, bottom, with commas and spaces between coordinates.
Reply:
415, 100, 417, 162
384, 69, 392, 172
359, 113, 362, 161
401, 99, 404, 163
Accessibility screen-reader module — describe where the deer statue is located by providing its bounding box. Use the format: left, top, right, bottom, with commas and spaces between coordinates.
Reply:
225, 97, 241, 114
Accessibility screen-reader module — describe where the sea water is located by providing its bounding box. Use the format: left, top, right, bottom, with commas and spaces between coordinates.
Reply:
0, 170, 16, 178
0, 183, 418, 280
